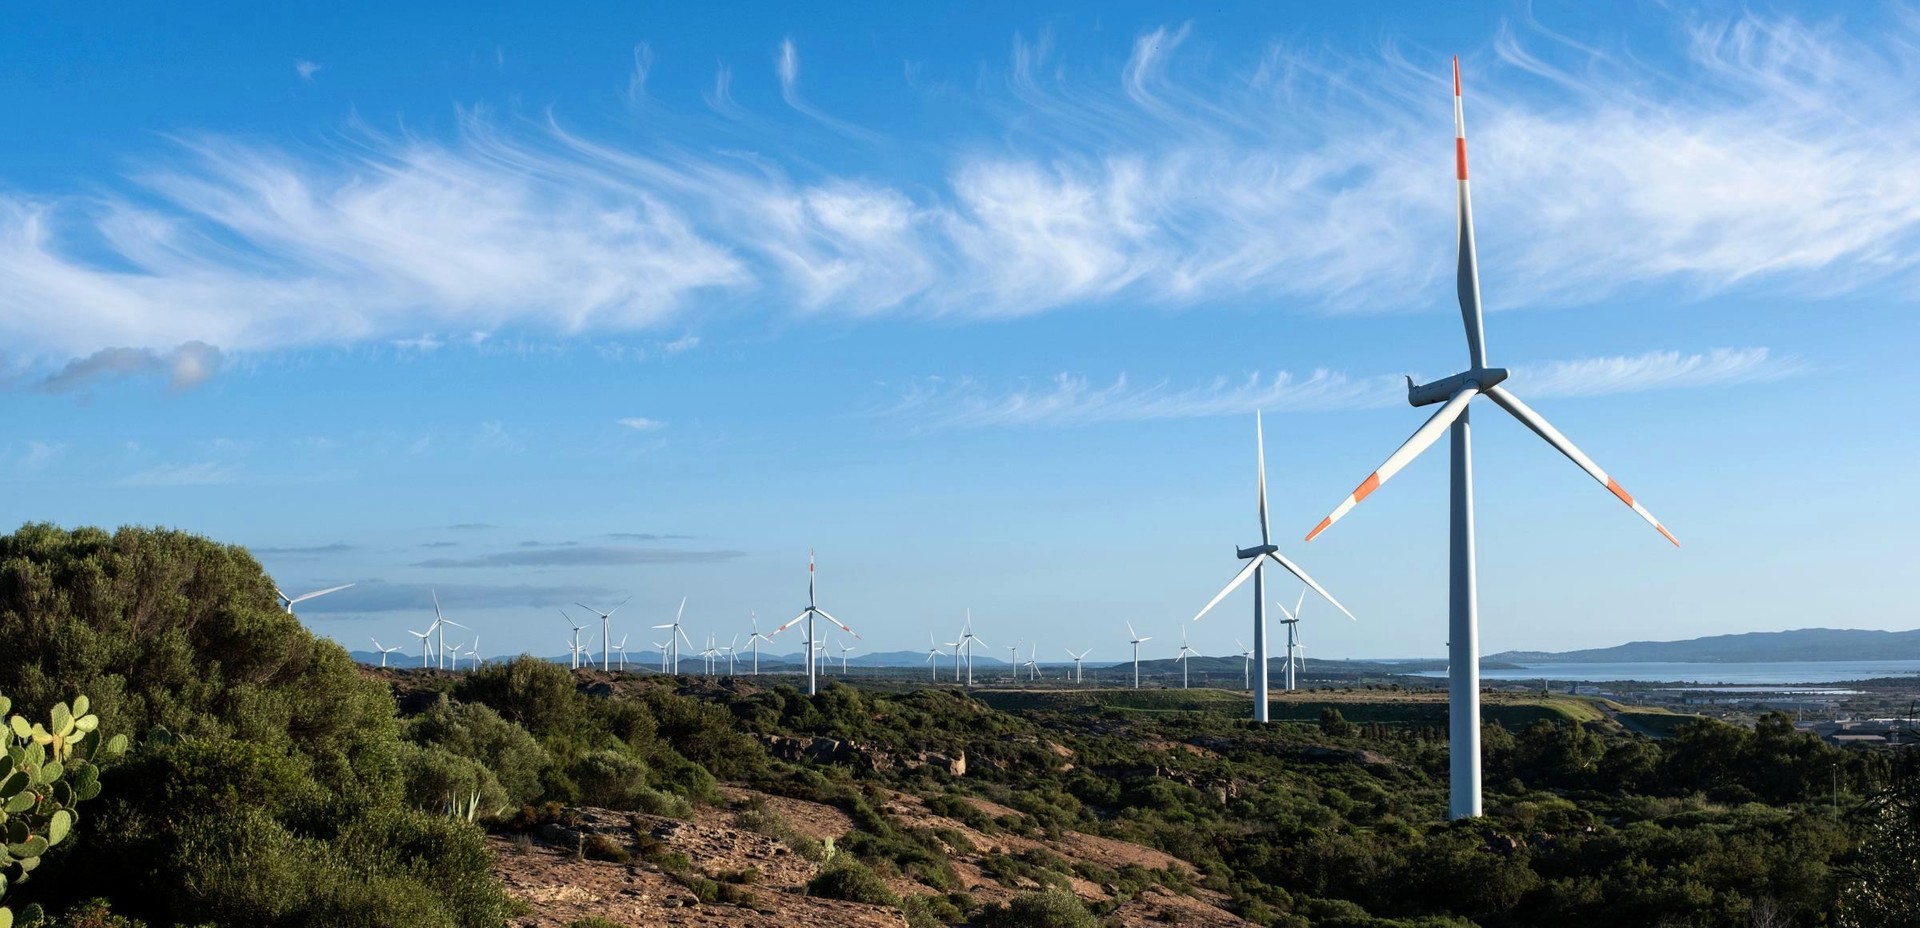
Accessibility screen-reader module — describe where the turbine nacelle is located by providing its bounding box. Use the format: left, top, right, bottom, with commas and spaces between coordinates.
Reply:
1234, 542, 1278, 560
1406, 367, 1508, 408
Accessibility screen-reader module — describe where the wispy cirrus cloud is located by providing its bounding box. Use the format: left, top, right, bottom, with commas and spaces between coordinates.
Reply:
894, 347, 1797, 430
0, 11, 1913, 374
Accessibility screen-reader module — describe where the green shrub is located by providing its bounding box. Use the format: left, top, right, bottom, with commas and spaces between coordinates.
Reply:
975, 889, 1098, 928
807, 857, 898, 906
396, 741, 509, 822
582, 834, 631, 863
401, 699, 549, 806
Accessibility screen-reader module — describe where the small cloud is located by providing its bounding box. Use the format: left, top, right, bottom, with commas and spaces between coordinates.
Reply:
617, 417, 667, 431
295, 59, 323, 81
604, 532, 693, 541
254, 543, 357, 555
37, 342, 224, 393
445, 523, 498, 531
413, 545, 745, 568
14, 441, 64, 472
391, 334, 444, 352
420, 541, 459, 548
663, 334, 700, 354
118, 461, 239, 486
517, 540, 581, 548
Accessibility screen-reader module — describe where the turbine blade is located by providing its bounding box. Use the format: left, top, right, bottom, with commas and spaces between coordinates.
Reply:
1306, 386, 1478, 541
1454, 56, 1489, 369
1126, 621, 1138, 640
1484, 384, 1680, 546
1192, 557, 1262, 623
815, 608, 861, 639
1265, 551, 1356, 622
772, 610, 809, 634
1256, 411, 1271, 546
291, 582, 355, 603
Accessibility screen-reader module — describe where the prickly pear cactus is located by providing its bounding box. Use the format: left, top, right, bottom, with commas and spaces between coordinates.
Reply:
0, 692, 125, 928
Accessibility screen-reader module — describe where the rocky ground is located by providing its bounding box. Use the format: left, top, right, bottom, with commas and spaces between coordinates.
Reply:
492, 786, 1253, 928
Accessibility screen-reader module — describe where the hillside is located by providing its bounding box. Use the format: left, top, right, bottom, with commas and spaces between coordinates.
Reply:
1490, 627, 1920, 664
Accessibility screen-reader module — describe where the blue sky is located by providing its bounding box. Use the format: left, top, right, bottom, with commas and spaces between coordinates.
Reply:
1, 1, 1914, 663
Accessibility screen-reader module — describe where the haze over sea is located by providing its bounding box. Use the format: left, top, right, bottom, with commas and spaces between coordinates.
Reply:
1414, 660, 1920, 685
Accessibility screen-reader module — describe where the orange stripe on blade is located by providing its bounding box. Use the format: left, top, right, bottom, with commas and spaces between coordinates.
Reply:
1453, 57, 1460, 96
1305, 517, 1333, 542
1353, 472, 1382, 503
1605, 478, 1634, 507
1456, 139, 1468, 180
1656, 524, 1681, 548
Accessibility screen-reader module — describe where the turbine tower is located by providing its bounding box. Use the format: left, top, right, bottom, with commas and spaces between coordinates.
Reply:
1193, 412, 1355, 723
576, 595, 633, 672
651, 598, 692, 674
1303, 59, 1678, 821
428, 591, 465, 671
1066, 648, 1090, 684
925, 637, 948, 682
745, 612, 772, 675
955, 612, 987, 687
1234, 639, 1251, 691
560, 609, 587, 670
276, 583, 354, 616
1126, 623, 1151, 689
370, 637, 403, 668
1174, 628, 1195, 689
772, 551, 860, 696
1275, 590, 1306, 691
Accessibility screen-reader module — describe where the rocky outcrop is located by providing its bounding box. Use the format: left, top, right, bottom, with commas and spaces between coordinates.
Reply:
756, 735, 964, 776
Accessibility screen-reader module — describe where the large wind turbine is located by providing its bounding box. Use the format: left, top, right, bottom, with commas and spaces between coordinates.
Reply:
955, 613, 987, 687
429, 591, 465, 671
1304, 59, 1679, 821
1065, 648, 1090, 684
576, 595, 632, 672
276, 582, 354, 616
651, 598, 692, 674
1126, 623, 1151, 689
745, 613, 772, 675
1193, 412, 1355, 723
772, 551, 860, 696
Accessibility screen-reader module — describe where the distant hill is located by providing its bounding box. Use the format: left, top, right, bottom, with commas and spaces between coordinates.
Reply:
1490, 628, 1920, 664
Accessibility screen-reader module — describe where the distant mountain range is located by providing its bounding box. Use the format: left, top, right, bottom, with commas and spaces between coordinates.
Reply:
1490, 628, 1920, 664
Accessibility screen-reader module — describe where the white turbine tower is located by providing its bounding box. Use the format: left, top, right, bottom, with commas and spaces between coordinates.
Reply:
409, 626, 434, 669
772, 551, 860, 696
838, 640, 856, 675
745, 613, 772, 675
1066, 648, 1091, 684
722, 636, 738, 675
955, 613, 987, 687
1022, 644, 1040, 682
427, 591, 465, 671
276, 583, 354, 616
370, 637, 403, 668
1126, 623, 1151, 689
1006, 643, 1021, 683
576, 595, 632, 672
926, 637, 948, 682
1234, 639, 1252, 691
613, 635, 630, 671
560, 609, 588, 670
1175, 628, 1196, 690
1303, 59, 1679, 821
1193, 412, 1355, 723
654, 639, 671, 672
700, 634, 718, 674
651, 598, 692, 674
1275, 590, 1307, 691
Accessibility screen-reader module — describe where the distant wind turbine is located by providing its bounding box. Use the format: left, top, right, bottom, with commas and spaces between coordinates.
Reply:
409, 626, 434, 669
613, 634, 629, 671
1126, 623, 1151, 689
560, 609, 587, 670
1193, 412, 1355, 722
1022, 644, 1040, 682
576, 595, 632, 672
838, 640, 856, 675
276, 582, 354, 616
1007, 643, 1021, 683
650, 598, 692, 674
370, 637, 403, 668
1301, 59, 1679, 821
1175, 628, 1196, 689
771, 551, 860, 696
1276, 590, 1307, 691
428, 590, 465, 671
745, 613, 772, 675
722, 636, 738, 675
926, 636, 948, 682
956, 613, 989, 686
1234, 639, 1252, 691
1066, 648, 1091, 684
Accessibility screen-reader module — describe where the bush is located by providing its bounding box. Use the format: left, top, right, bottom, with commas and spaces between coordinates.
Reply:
582, 834, 631, 863
402, 699, 550, 806
396, 741, 510, 821
807, 857, 898, 906
976, 889, 1098, 928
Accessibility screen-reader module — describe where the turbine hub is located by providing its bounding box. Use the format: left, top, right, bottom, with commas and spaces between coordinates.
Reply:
1408, 367, 1508, 407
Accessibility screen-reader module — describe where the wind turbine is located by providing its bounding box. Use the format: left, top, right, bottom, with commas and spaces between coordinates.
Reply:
1126, 623, 1151, 689
1022, 644, 1040, 681
565, 637, 584, 668
576, 595, 633, 672
613, 635, 630, 671
926, 637, 948, 682
1066, 648, 1091, 684
745, 613, 772, 675
560, 609, 588, 670
466, 634, 482, 670
1174, 628, 1196, 689
1234, 639, 1252, 691
1302, 59, 1679, 821
838, 640, 856, 675
722, 636, 738, 675
651, 598, 692, 674
428, 591, 465, 671
409, 625, 434, 669
700, 634, 719, 674
1193, 412, 1355, 723
1007, 643, 1021, 683
654, 639, 671, 672
1275, 590, 1307, 691
370, 637, 403, 668
955, 613, 988, 687
276, 582, 354, 616
772, 551, 860, 696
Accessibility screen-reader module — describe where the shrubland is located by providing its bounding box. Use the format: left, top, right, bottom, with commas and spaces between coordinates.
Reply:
0, 522, 1911, 926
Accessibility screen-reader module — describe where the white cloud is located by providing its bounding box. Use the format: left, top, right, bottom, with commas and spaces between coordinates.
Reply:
295, 60, 323, 81
894, 348, 1797, 430
0, 12, 1912, 372
118, 461, 240, 486
617, 417, 667, 431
